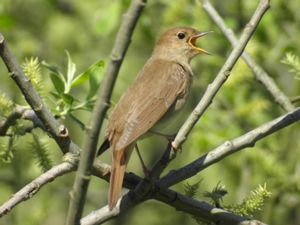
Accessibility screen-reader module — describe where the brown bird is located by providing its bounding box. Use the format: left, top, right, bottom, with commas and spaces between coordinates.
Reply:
99, 26, 211, 210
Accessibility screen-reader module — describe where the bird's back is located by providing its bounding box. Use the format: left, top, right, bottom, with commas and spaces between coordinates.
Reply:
106, 57, 191, 150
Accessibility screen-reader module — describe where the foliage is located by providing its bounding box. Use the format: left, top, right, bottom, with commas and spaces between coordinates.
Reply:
30, 133, 53, 172
281, 52, 300, 79
22, 57, 44, 94
42, 51, 104, 128
184, 181, 271, 224
226, 184, 271, 217
203, 181, 228, 207
184, 180, 202, 198
0, 94, 14, 118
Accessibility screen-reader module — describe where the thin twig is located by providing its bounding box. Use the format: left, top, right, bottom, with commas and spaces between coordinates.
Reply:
172, 0, 270, 149
0, 161, 75, 217
291, 95, 300, 104
0, 105, 44, 135
65, 0, 147, 224
159, 106, 300, 188
0, 33, 80, 154
202, 0, 294, 112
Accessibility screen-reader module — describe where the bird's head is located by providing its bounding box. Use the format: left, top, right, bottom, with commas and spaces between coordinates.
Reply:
153, 27, 212, 62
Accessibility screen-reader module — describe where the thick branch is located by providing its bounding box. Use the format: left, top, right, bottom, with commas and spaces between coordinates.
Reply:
172, 0, 270, 149
202, 0, 294, 112
81, 185, 266, 225
0, 33, 80, 154
0, 161, 75, 217
159, 107, 300, 188
65, 0, 147, 224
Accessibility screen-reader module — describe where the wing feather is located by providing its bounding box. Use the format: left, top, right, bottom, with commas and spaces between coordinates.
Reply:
107, 58, 190, 150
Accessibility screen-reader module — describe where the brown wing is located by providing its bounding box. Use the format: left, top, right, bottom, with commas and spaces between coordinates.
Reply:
107, 58, 189, 150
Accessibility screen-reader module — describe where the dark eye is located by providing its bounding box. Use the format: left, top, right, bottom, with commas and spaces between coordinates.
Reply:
177, 32, 185, 40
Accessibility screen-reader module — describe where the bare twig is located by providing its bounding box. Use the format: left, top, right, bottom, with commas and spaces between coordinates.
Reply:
202, 0, 294, 112
172, 0, 270, 149
0, 33, 80, 154
291, 95, 300, 104
65, 0, 147, 224
0, 161, 75, 217
0, 105, 44, 135
159, 106, 300, 188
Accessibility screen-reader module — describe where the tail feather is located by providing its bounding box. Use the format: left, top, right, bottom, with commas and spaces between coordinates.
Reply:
97, 138, 110, 156
108, 148, 126, 210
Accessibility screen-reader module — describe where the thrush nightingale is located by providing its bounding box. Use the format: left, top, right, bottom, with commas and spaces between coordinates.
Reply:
99, 27, 211, 210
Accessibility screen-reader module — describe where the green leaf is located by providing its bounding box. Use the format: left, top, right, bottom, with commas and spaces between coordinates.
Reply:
65, 50, 76, 93
87, 60, 105, 99
61, 93, 74, 106
50, 73, 65, 94
71, 59, 104, 89
50, 91, 60, 100
42, 61, 66, 83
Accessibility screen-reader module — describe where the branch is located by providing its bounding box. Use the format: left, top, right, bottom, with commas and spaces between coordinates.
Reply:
82, 149, 267, 225
0, 105, 44, 135
0, 33, 81, 154
159, 106, 300, 188
81, 182, 266, 225
0, 161, 75, 217
172, 0, 270, 149
202, 0, 294, 112
154, 189, 267, 225
65, 0, 147, 224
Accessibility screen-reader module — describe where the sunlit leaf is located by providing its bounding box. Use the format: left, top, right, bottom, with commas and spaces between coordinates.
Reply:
42, 61, 66, 83
87, 60, 105, 99
65, 50, 76, 93
71, 60, 104, 88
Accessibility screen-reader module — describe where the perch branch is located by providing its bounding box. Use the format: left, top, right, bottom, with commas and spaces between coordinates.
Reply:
81, 182, 266, 225
159, 106, 300, 188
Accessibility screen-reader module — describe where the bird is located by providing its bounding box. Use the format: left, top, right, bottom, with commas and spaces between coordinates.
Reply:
99, 26, 211, 210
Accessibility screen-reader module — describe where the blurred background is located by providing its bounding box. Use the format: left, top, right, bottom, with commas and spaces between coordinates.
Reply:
1, 0, 300, 224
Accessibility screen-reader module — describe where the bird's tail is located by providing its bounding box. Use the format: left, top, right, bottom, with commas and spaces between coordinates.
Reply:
108, 148, 127, 210
97, 138, 110, 156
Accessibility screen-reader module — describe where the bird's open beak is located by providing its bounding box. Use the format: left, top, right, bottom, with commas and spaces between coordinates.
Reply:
188, 31, 213, 55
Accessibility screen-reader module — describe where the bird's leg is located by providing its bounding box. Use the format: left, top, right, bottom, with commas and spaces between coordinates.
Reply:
148, 130, 176, 142
134, 143, 149, 176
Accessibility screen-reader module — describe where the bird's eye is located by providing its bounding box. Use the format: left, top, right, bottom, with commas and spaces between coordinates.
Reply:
177, 32, 186, 40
